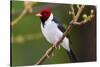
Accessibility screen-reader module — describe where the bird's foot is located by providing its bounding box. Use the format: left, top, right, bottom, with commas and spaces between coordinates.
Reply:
54, 45, 57, 49
58, 45, 61, 50
53, 41, 57, 49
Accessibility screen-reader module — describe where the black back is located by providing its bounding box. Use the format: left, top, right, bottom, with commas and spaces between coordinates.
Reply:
52, 17, 72, 44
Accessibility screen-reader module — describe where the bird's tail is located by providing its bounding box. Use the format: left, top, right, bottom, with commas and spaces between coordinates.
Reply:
67, 48, 78, 62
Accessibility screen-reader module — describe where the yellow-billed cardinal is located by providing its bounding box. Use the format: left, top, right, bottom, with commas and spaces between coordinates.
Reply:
36, 8, 77, 62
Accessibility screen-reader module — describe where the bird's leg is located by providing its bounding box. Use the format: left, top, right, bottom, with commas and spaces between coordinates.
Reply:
53, 41, 57, 49
53, 37, 62, 50
53, 42, 61, 50
58, 45, 61, 50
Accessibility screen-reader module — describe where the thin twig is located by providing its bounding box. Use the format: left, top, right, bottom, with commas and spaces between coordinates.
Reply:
72, 9, 95, 26
11, 1, 35, 26
74, 5, 85, 22
71, 5, 75, 18
11, 9, 27, 26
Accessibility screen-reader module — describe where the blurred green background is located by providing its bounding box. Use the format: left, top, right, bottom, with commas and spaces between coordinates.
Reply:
11, 1, 96, 66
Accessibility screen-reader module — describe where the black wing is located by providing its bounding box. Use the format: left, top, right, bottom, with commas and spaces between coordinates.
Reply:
52, 17, 65, 33
52, 17, 72, 44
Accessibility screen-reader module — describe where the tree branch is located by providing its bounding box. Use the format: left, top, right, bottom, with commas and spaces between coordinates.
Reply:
11, 1, 35, 26
11, 9, 27, 26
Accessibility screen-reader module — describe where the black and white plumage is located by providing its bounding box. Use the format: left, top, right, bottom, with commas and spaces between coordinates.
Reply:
36, 8, 77, 62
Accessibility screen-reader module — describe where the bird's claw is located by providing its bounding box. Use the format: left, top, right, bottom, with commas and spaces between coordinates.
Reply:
58, 45, 61, 50
54, 45, 57, 49
53, 41, 57, 49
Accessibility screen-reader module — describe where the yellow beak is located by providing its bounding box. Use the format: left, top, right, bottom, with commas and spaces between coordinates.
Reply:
36, 13, 42, 17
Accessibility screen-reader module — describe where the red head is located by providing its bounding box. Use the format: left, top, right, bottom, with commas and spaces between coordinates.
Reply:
36, 8, 51, 22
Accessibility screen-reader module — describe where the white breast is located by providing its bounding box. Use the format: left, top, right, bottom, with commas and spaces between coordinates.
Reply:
40, 13, 70, 51
41, 21, 62, 44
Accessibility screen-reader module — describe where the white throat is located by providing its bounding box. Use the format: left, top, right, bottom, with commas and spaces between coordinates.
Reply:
46, 13, 53, 22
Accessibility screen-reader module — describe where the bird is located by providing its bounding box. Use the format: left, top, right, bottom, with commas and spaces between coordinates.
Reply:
36, 8, 77, 62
